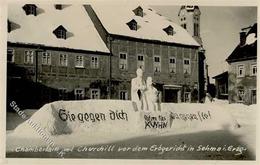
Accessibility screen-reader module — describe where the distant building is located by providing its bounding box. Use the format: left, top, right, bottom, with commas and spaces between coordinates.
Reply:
226, 23, 257, 105
86, 4, 206, 103
213, 71, 228, 100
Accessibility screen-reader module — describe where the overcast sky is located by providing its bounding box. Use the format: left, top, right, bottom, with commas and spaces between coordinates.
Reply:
152, 6, 257, 83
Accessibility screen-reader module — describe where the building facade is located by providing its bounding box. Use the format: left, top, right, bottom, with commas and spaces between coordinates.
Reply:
7, 4, 110, 109
86, 5, 205, 103
7, 4, 206, 109
226, 23, 257, 105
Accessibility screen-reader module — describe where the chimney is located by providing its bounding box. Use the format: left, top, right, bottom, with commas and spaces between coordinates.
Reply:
239, 31, 246, 46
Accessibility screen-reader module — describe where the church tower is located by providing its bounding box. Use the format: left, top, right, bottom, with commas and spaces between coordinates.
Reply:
178, 6, 202, 45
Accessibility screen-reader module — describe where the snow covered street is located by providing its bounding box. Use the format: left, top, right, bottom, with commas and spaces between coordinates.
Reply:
6, 99, 256, 159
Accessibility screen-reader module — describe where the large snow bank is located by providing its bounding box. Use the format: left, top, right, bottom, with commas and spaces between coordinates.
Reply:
12, 100, 241, 139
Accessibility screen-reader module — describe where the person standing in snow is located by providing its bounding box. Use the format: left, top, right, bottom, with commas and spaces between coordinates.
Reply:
204, 92, 214, 103
131, 68, 147, 111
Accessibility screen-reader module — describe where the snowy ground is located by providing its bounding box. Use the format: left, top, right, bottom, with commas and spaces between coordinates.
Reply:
6, 99, 256, 160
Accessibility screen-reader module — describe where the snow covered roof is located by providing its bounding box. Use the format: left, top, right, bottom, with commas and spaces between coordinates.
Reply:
8, 4, 110, 53
226, 23, 257, 63
90, 5, 200, 47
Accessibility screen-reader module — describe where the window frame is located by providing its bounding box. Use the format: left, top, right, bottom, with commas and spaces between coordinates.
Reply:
119, 90, 128, 100
237, 64, 245, 78
237, 89, 245, 102
75, 55, 84, 68
59, 54, 68, 66
24, 50, 34, 64
74, 88, 85, 100
250, 63, 257, 76
42, 52, 51, 65
7, 48, 15, 63
119, 52, 128, 70
90, 88, 100, 99
91, 56, 99, 69
153, 56, 161, 73
137, 54, 145, 70
183, 58, 191, 74
169, 57, 176, 73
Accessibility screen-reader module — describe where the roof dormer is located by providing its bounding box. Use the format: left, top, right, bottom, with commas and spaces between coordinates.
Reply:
127, 19, 138, 31
133, 6, 143, 17
163, 25, 174, 36
22, 4, 37, 16
55, 4, 62, 10
53, 25, 67, 39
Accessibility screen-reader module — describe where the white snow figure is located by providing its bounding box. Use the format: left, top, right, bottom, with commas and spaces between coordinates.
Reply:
145, 77, 159, 111
131, 68, 147, 110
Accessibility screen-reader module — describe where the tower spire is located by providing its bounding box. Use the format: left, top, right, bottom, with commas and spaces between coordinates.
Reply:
178, 5, 203, 46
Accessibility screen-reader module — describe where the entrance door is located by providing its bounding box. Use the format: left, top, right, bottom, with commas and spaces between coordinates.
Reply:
251, 90, 256, 104
164, 89, 178, 103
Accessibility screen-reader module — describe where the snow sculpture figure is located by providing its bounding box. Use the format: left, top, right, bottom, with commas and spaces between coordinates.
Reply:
145, 77, 159, 111
131, 68, 147, 110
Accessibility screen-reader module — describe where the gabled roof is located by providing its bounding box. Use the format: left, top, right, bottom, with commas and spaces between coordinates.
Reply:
8, 4, 109, 53
212, 71, 228, 79
178, 5, 200, 16
226, 23, 257, 63
90, 5, 200, 47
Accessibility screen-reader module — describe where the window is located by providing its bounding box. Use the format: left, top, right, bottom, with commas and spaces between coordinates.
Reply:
53, 25, 67, 39
127, 19, 138, 31
154, 56, 161, 72
57, 29, 66, 39
184, 92, 191, 102
194, 23, 199, 36
42, 52, 51, 65
119, 90, 128, 100
182, 24, 186, 29
22, 4, 37, 16
251, 64, 257, 76
91, 56, 99, 69
237, 89, 245, 102
119, 53, 127, 70
163, 25, 174, 36
55, 4, 62, 10
133, 6, 143, 17
90, 89, 100, 99
183, 59, 190, 74
58, 88, 68, 100
7, 49, 15, 63
169, 57, 176, 73
75, 88, 85, 100
24, 50, 34, 64
59, 54, 68, 66
75, 55, 84, 68
137, 55, 145, 70
237, 65, 245, 77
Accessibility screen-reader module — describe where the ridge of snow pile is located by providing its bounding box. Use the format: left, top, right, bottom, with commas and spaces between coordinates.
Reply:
12, 100, 241, 140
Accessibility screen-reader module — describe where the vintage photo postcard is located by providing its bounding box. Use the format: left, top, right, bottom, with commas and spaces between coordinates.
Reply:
1, 0, 259, 164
